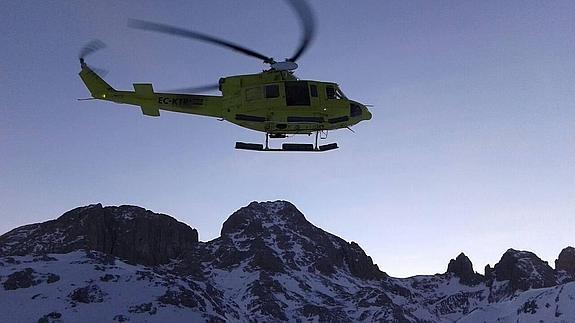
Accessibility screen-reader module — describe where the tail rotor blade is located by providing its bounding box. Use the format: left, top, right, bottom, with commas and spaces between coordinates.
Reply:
78, 40, 109, 74
79, 39, 107, 60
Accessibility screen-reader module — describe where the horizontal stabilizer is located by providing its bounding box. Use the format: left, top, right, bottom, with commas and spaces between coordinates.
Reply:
134, 84, 160, 116
140, 103, 160, 117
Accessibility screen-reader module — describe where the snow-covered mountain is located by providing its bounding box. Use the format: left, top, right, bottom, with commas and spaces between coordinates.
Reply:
1, 201, 574, 322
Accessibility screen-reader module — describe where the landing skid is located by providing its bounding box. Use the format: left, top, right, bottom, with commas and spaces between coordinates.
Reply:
236, 142, 338, 152
235, 132, 338, 152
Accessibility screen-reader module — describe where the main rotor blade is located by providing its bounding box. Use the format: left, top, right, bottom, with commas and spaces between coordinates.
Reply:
79, 39, 106, 59
129, 19, 275, 64
165, 84, 220, 94
286, 0, 316, 62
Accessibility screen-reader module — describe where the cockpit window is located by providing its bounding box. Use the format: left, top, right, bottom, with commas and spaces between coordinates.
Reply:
326, 86, 336, 99
326, 85, 346, 100
350, 103, 362, 117
285, 81, 311, 106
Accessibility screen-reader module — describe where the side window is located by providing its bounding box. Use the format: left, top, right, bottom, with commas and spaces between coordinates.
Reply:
310, 84, 318, 97
265, 84, 279, 98
285, 81, 311, 106
326, 86, 336, 99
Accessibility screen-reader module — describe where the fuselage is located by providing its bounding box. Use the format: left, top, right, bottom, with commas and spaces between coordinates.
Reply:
79, 63, 371, 135
219, 70, 372, 134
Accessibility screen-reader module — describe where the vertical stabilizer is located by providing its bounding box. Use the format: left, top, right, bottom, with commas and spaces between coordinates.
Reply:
79, 60, 115, 99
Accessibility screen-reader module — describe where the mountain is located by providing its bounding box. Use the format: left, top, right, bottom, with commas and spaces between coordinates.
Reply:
1, 201, 574, 322
0, 205, 198, 266
556, 247, 575, 283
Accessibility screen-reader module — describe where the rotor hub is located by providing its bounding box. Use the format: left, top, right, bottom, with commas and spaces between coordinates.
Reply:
271, 61, 298, 71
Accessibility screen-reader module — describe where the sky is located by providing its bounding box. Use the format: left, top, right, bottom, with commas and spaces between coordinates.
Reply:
1, 0, 574, 277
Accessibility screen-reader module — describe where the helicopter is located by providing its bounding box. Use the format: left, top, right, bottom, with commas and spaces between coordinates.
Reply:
78, 0, 372, 152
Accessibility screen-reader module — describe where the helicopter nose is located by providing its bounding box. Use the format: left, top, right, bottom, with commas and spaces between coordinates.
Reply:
350, 101, 372, 121
364, 107, 372, 120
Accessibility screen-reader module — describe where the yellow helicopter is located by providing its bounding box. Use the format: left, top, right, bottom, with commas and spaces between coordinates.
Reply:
79, 0, 371, 152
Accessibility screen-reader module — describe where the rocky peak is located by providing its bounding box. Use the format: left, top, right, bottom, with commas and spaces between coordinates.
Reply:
555, 246, 575, 279
220, 201, 306, 237
487, 249, 556, 292
215, 200, 385, 280
447, 253, 482, 285
0, 204, 198, 265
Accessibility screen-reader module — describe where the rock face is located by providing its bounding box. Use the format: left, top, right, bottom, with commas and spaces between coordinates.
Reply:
196, 201, 396, 321
447, 253, 483, 285
218, 201, 385, 280
1, 201, 574, 323
556, 246, 575, 278
490, 249, 556, 290
484, 249, 557, 302
0, 204, 198, 265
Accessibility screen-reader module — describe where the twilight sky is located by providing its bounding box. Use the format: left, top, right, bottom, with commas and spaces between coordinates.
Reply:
1, 0, 574, 277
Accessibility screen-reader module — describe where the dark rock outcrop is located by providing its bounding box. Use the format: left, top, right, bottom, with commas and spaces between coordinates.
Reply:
485, 264, 493, 277
69, 284, 107, 304
158, 287, 205, 309
487, 249, 556, 292
3, 268, 40, 290
447, 253, 483, 285
2, 268, 59, 290
343, 241, 386, 280
0, 204, 198, 265
38, 312, 62, 323
555, 246, 575, 278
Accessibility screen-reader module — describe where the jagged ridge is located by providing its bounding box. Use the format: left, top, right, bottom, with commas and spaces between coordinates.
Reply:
0, 204, 198, 266
0, 201, 574, 322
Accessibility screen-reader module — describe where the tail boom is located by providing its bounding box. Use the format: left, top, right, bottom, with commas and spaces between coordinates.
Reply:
79, 63, 223, 118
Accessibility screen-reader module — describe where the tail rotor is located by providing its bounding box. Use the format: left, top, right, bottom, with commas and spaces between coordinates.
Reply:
78, 40, 108, 77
